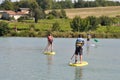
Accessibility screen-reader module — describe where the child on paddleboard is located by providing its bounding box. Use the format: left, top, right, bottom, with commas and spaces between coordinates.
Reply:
71, 34, 85, 64
87, 33, 91, 42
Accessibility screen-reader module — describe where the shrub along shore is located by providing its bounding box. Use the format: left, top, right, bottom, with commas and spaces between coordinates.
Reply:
3, 18, 120, 38
8, 31, 120, 38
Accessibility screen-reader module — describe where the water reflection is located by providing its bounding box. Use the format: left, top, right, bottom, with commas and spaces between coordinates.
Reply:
86, 41, 90, 55
45, 55, 54, 80
47, 55, 53, 65
86, 46, 90, 55
74, 67, 83, 80
46, 55, 54, 74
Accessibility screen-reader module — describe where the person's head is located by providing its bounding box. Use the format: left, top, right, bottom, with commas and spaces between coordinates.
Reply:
48, 33, 52, 36
78, 34, 82, 38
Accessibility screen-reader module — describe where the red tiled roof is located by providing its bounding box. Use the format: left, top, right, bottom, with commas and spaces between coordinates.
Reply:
3, 10, 28, 15
4, 10, 16, 15
16, 12, 28, 15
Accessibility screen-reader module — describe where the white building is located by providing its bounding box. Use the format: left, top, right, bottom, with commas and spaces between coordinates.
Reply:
1, 8, 30, 20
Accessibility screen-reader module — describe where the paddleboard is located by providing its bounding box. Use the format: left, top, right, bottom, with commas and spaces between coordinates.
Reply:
44, 51, 55, 55
69, 61, 88, 67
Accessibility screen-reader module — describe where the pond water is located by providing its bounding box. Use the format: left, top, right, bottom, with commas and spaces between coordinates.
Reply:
0, 37, 120, 80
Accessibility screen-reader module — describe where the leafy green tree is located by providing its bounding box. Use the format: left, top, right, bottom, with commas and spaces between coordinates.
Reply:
36, 0, 53, 10
74, 0, 85, 8
48, 9, 67, 19
59, 9, 67, 18
18, 0, 45, 21
80, 19, 90, 31
52, 22, 60, 31
99, 16, 112, 26
34, 8, 41, 23
64, 0, 73, 8
0, 21, 9, 36
30, 1, 39, 9
17, 1, 30, 8
13, 2, 20, 11
48, 10, 60, 18
28, 1, 44, 23
52, 1, 61, 9
0, 0, 14, 10
71, 16, 90, 32
57, 0, 73, 9
86, 16, 99, 30
70, 16, 82, 32
95, 0, 104, 6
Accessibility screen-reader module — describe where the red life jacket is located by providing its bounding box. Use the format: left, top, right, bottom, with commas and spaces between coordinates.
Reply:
48, 36, 53, 43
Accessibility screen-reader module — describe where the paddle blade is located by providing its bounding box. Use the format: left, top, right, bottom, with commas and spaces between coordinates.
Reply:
94, 39, 98, 42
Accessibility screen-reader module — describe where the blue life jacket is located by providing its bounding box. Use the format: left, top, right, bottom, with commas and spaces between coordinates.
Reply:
76, 38, 84, 47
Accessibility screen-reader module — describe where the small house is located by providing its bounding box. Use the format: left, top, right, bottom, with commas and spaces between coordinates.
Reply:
1, 8, 30, 20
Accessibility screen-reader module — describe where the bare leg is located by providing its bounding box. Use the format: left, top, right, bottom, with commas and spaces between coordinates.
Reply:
44, 42, 50, 52
51, 43, 53, 52
80, 55, 82, 64
75, 55, 78, 63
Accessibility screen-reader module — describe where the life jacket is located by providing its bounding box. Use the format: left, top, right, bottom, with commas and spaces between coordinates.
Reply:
48, 36, 53, 43
76, 38, 84, 47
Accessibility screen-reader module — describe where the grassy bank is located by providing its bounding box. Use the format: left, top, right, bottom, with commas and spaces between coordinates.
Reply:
8, 30, 120, 38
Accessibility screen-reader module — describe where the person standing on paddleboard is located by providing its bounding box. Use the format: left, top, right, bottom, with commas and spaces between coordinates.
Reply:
45, 33, 53, 52
86, 33, 91, 46
87, 33, 91, 42
74, 34, 84, 64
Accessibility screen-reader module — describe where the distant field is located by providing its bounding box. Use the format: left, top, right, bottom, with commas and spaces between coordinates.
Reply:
62, 6, 120, 18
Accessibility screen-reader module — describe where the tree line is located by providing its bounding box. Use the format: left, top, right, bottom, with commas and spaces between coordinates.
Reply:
0, 0, 120, 22
0, 0, 120, 10
70, 15, 120, 32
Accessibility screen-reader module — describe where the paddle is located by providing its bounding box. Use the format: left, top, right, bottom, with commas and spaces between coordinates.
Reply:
69, 53, 75, 63
40, 48, 45, 54
94, 38, 98, 42
92, 38, 99, 47
71, 53, 75, 60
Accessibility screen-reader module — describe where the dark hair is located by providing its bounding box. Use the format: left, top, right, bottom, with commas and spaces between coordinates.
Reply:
78, 34, 82, 38
48, 33, 52, 36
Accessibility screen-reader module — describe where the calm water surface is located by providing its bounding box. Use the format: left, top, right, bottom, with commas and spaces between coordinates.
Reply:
0, 37, 120, 80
